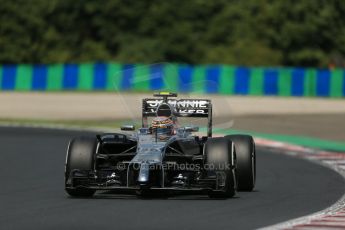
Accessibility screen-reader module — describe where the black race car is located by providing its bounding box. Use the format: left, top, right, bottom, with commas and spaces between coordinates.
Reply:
65, 92, 256, 198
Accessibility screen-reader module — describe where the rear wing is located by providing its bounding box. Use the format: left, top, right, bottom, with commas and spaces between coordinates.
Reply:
142, 98, 213, 137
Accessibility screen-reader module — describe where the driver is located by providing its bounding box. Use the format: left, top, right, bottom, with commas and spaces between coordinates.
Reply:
151, 116, 175, 140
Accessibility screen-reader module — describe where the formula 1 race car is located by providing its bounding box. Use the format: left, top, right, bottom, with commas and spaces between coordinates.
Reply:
65, 92, 256, 198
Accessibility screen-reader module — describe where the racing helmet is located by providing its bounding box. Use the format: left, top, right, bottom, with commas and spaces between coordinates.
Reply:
151, 116, 174, 138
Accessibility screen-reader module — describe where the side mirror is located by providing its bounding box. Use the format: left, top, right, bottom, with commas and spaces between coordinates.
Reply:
121, 125, 135, 131
185, 126, 199, 132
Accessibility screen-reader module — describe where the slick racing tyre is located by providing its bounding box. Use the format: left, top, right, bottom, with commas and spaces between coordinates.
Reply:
65, 136, 97, 197
225, 135, 256, 191
205, 137, 236, 198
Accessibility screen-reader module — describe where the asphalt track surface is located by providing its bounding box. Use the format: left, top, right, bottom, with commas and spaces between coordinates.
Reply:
1, 127, 345, 230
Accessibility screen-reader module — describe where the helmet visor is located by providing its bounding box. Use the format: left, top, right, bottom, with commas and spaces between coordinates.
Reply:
155, 127, 172, 136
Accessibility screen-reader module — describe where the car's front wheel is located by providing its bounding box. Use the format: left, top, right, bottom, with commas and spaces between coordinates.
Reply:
225, 135, 256, 191
65, 136, 97, 197
204, 137, 236, 198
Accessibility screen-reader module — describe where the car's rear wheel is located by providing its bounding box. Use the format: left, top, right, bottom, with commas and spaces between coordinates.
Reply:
225, 135, 256, 191
205, 137, 236, 198
65, 136, 97, 197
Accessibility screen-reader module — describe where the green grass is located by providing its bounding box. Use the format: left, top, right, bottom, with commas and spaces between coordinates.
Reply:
212, 128, 345, 152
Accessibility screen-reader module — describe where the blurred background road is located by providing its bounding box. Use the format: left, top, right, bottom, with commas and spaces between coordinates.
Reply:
0, 92, 344, 142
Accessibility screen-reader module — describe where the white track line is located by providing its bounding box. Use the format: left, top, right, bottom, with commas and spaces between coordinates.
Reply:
256, 138, 345, 230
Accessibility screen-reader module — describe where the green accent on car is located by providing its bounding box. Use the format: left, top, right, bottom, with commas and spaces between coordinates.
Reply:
213, 128, 345, 152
